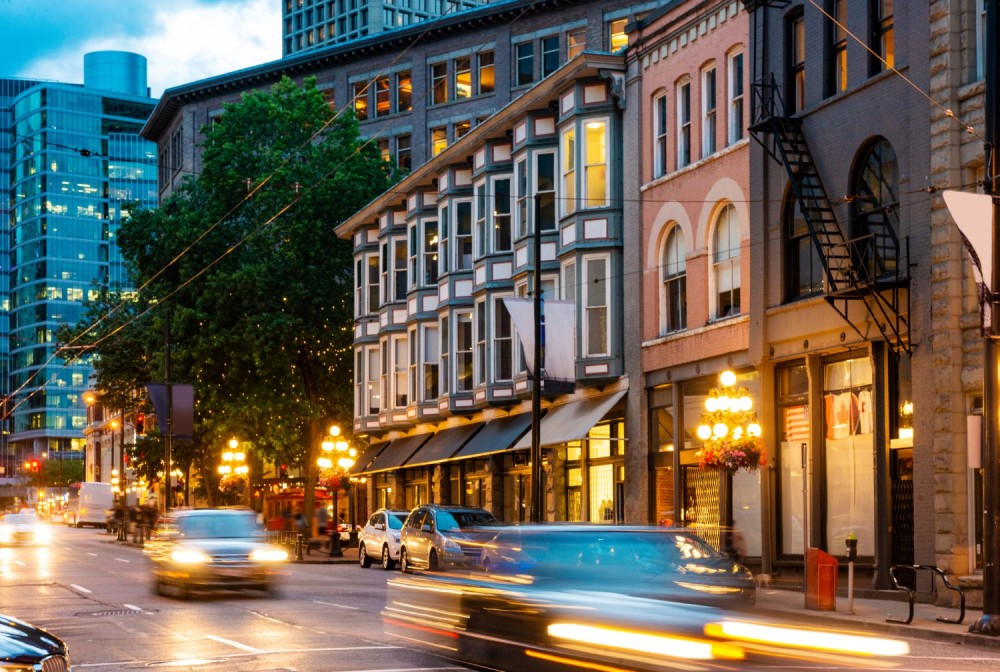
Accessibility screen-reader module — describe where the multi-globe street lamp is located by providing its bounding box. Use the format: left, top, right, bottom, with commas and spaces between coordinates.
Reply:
218, 438, 248, 505
318, 424, 357, 554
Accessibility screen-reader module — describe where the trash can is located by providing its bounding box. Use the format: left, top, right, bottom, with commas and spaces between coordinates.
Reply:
805, 547, 838, 611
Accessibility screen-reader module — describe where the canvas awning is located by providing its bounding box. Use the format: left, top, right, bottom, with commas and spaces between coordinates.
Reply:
348, 440, 388, 475
363, 433, 432, 473
512, 389, 627, 450
451, 413, 533, 460
403, 423, 483, 468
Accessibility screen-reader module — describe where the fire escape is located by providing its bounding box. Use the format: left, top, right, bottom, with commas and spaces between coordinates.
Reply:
743, 1, 911, 356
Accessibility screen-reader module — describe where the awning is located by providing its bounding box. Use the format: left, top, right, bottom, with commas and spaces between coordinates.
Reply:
404, 423, 483, 468
512, 389, 627, 450
363, 433, 432, 473
451, 413, 533, 460
349, 440, 389, 475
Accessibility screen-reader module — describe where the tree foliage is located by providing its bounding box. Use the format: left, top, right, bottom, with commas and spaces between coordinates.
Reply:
62, 77, 395, 512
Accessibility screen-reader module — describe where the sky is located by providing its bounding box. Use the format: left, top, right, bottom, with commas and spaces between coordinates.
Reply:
0, 0, 282, 98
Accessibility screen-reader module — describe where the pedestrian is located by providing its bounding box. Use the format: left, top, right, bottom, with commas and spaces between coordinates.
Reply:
294, 509, 309, 538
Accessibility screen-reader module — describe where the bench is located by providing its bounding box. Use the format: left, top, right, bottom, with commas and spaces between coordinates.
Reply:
886, 564, 965, 625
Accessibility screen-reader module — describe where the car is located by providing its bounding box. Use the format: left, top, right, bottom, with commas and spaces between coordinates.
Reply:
479, 525, 756, 608
144, 508, 288, 598
399, 504, 499, 572
358, 509, 409, 570
0, 613, 71, 671
0, 512, 51, 545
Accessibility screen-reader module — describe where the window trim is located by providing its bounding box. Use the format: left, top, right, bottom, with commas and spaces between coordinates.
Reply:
727, 50, 745, 145
653, 91, 668, 178
701, 64, 717, 158
711, 203, 741, 319
582, 254, 610, 358
676, 78, 691, 168
659, 225, 687, 335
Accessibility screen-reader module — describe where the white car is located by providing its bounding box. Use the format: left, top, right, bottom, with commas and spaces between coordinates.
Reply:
0, 512, 51, 545
358, 509, 409, 570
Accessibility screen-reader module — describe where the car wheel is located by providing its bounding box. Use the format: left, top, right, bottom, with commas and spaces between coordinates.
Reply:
428, 550, 440, 571
400, 548, 411, 573
359, 543, 372, 568
381, 545, 395, 571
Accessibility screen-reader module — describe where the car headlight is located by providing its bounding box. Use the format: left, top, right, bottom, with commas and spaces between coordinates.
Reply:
443, 537, 462, 551
0, 529, 11, 543
170, 549, 211, 564
391, 532, 400, 543
33, 527, 51, 543
250, 547, 288, 562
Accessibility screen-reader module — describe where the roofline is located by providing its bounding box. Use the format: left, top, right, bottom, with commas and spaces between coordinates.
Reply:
334, 51, 625, 239
141, 0, 581, 141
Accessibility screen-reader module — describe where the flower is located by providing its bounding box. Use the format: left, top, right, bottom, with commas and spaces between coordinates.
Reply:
697, 435, 767, 473
218, 472, 248, 494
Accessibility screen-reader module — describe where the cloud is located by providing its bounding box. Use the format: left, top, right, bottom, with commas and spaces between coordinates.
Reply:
1, 0, 280, 98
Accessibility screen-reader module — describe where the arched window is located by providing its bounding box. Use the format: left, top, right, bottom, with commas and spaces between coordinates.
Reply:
783, 187, 824, 300
660, 225, 686, 334
851, 139, 899, 277
713, 204, 740, 318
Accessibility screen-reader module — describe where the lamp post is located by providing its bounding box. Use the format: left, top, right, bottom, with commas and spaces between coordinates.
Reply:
319, 425, 357, 555
218, 438, 248, 506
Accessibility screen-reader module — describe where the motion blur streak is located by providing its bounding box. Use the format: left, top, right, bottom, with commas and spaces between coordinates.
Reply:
547, 623, 744, 661
525, 649, 636, 671
705, 620, 910, 657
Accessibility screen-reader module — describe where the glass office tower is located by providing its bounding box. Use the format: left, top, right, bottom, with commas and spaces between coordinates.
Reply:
5, 52, 157, 467
282, 0, 492, 55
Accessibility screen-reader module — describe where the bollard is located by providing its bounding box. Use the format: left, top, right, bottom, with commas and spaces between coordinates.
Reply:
329, 531, 343, 557
295, 534, 304, 562
846, 536, 858, 615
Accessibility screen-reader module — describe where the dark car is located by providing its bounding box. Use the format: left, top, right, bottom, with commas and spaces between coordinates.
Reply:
480, 525, 756, 607
399, 504, 499, 572
0, 613, 71, 671
144, 508, 288, 598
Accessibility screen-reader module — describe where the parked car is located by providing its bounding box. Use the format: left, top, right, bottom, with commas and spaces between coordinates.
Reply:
399, 504, 499, 572
0, 612, 71, 671
0, 512, 51, 546
144, 508, 288, 598
479, 525, 756, 608
358, 509, 409, 570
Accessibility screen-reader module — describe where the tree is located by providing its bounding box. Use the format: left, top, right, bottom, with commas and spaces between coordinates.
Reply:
84, 76, 394, 515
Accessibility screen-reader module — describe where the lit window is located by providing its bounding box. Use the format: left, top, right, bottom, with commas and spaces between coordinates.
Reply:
826, 0, 847, 96
475, 301, 486, 386
869, 0, 894, 75
455, 56, 472, 98
568, 28, 586, 59
787, 12, 805, 114
561, 127, 576, 215
397, 71, 412, 112
422, 325, 439, 401
352, 82, 368, 121
609, 18, 628, 52
375, 76, 390, 117
431, 62, 448, 104
478, 51, 495, 94
583, 120, 608, 208
431, 126, 448, 156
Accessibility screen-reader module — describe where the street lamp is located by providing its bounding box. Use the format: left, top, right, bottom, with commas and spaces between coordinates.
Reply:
318, 425, 357, 556
218, 438, 248, 505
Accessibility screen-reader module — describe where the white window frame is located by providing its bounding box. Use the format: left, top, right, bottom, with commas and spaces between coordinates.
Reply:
712, 203, 741, 319
438, 204, 450, 277
728, 50, 745, 145
393, 238, 407, 300
582, 254, 610, 357
582, 117, 609, 208
440, 314, 450, 395
535, 150, 557, 231
454, 199, 473, 271
456, 311, 473, 392
676, 78, 691, 168
701, 64, 717, 157
408, 326, 418, 405
365, 253, 379, 314
659, 225, 687, 335
392, 334, 408, 409
653, 92, 668, 178
422, 218, 438, 286
365, 345, 380, 415
474, 179, 488, 258
492, 174, 513, 252
475, 300, 487, 386
421, 324, 440, 402
354, 348, 364, 417
561, 126, 577, 216
408, 223, 418, 291
354, 257, 364, 318
514, 282, 528, 376
515, 157, 529, 239
493, 294, 513, 382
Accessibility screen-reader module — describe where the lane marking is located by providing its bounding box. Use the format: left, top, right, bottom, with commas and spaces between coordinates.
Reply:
70, 584, 92, 594
87, 552, 98, 557
123, 604, 144, 612
313, 600, 360, 610
205, 634, 261, 653
14, 560, 25, 567
114, 558, 130, 563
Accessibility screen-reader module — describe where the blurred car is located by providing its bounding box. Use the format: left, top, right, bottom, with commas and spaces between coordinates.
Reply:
0, 613, 71, 671
399, 504, 499, 572
0, 512, 51, 546
358, 509, 408, 570
480, 525, 756, 608
144, 508, 288, 598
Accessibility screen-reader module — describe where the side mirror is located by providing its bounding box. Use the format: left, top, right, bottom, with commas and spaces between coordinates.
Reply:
422, 523, 433, 533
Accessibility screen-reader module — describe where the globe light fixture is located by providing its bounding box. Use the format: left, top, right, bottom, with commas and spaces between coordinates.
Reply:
695, 370, 766, 473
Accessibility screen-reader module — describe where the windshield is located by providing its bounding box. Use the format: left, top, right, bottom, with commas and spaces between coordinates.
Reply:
437, 510, 498, 532
388, 513, 407, 530
2, 514, 37, 525
178, 513, 260, 539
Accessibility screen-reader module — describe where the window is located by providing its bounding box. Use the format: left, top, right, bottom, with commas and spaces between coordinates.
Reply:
660, 226, 686, 333
727, 51, 744, 145
493, 176, 512, 251
676, 80, 691, 168
825, 0, 847, 97
563, 260, 576, 302
537, 152, 556, 230
456, 312, 473, 391
850, 138, 900, 276
514, 283, 528, 375
431, 62, 448, 104
355, 349, 364, 417
584, 257, 609, 356
562, 127, 577, 215
396, 134, 411, 171
352, 82, 368, 120
455, 200, 473, 270
375, 75, 391, 117
869, 0, 894, 76
713, 204, 741, 318
516, 158, 528, 238
494, 297, 513, 381
455, 56, 472, 98
516, 42, 534, 86
583, 120, 608, 208
366, 254, 379, 313
653, 92, 668, 178
475, 301, 486, 386
542, 35, 560, 78
568, 28, 586, 59
455, 120, 472, 140
701, 66, 717, 157
393, 336, 408, 408
787, 11, 805, 114
409, 327, 418, 404
393, 239, 407, 300
424, 219, 439, 285
355, 258, 364, 317
609, 18, 628, 52
440, 315, 450, 395
475, 181, 488, 258
366, 347, 380, 414
397, 71, 413, 112
377, 138, 390, 162
380, 241, 390, 304
784, 190, 823, 300
976, 0, 986, 81
409, 224, 418, 290
422, 325, 439, 401
431, 126, 448, 156
478, 51, 495, 94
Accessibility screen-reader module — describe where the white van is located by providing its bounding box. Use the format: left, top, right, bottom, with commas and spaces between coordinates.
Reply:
77, 482, 114, 529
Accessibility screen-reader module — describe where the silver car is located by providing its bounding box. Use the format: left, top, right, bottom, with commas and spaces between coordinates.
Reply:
399, 504, 499, 572
358, 509, 409, 570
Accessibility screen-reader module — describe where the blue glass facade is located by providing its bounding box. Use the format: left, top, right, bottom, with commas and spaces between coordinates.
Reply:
3, 56, 157, 464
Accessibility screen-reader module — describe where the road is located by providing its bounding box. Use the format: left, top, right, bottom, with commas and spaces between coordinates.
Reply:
2, 524, 1000, 671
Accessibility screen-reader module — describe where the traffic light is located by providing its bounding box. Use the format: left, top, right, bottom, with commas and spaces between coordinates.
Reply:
279, 464, 288, 479
135, 413, 145, 436
23, 459, 39, 473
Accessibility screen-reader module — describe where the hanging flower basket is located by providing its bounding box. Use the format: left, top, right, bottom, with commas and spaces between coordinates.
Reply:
218, 473, 248, 494
697, 435, 767, 473
319, 470, 345, 491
